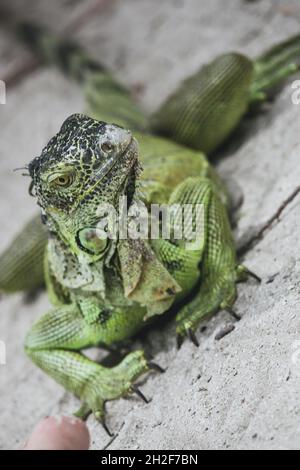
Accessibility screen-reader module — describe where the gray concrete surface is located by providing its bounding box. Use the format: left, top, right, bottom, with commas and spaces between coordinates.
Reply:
1, 0, 300, 450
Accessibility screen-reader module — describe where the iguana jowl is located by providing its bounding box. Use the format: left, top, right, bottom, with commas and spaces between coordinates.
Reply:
1, 24, 300, 430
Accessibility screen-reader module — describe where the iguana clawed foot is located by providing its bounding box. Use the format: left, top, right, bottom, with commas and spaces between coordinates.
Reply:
176, 264, 261, 348
74, 351, 165, 437
25, 304, 164, 435
74, 404, 114, 437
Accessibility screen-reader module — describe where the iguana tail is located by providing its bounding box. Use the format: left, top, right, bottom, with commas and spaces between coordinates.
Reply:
17, 23, 148, 131
251, 33, 300, 101
0, 215, 47, 293
18, 23, 102, 81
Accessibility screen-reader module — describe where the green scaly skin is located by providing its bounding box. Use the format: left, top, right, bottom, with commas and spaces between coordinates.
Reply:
1, 24, 300, 427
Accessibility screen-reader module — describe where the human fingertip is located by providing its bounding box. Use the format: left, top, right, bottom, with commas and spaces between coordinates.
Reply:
23, 415, 90, 450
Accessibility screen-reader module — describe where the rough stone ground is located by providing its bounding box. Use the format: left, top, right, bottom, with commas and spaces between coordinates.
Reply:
0, 0, 300, 450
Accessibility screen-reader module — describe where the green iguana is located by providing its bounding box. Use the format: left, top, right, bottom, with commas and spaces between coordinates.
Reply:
1, 24, 300, 432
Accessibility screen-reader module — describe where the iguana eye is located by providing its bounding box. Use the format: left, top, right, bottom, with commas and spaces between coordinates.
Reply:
100, 142, 114, 153
57, 175, 71, 186
49, 172, 75, 188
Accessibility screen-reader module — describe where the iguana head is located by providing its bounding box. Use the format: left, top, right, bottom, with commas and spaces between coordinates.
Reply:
28, 114, 139, 257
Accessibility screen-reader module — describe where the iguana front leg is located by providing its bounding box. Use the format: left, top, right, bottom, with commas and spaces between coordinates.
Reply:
25, 303, 154, 429
152, 176, 256, 346
172, 177, 256, 346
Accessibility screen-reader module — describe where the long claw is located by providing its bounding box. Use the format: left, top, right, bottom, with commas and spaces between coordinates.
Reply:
188, 328, 199, 347
102, 420, 114, 438
148, 362, 165, 374
94, 411, 114, 437
131, 385, 149, 404
238, 265, 262, 284
226, 308, 241, 321
246, 269, 262, 284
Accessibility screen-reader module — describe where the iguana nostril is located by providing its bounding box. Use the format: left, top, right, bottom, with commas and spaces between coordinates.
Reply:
101, 142, 114, 153
98, 126, 132, 155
